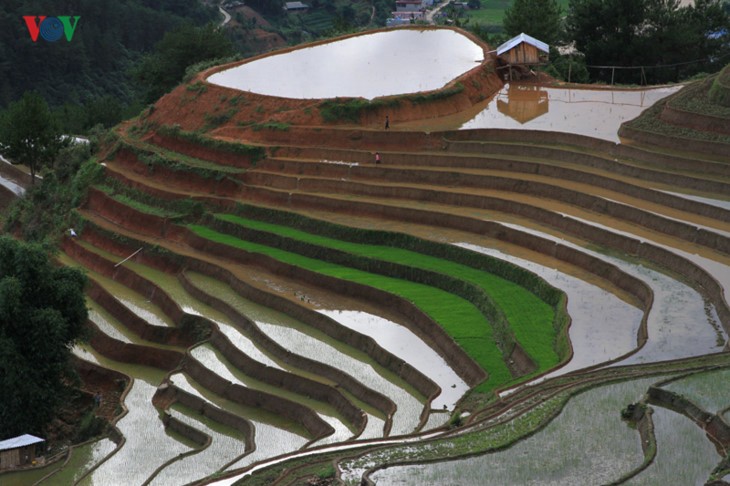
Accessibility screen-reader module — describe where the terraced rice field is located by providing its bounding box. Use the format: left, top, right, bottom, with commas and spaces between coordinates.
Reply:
8, 31, 730, 485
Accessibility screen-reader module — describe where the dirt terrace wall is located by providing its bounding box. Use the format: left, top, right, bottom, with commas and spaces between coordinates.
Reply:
85, 187, 177, 238
207, 326, 367, 433
648, 386, 730, 451
109, 148, 242, 197
148, 26, 502, 132
77, 221, 418, 423
660, 102, 730, 136
178, 265, 397, 426
244, 170, 730, 253
162, 384, 254, 452
87, 320, 185, 371
161, 412, 209, 447
258, 154, 730, 225
249, 186, 655, 320
443, 139, 730, 196
183, 356, 333, 440
618, 123, 730, 159
148, 134, 255, 169
183, 228, 489, 387
215, 126, 446, 153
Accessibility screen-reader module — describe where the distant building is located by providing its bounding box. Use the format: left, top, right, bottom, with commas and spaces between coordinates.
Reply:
395, 0, 424, 12
0, 434, 45, 470
496, 33, 549, 80
390, 11, 426, 22
284, 2, 309, 12
497, 33, 549, 65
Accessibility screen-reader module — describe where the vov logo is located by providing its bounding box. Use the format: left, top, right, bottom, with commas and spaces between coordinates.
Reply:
23, 16, 81, 42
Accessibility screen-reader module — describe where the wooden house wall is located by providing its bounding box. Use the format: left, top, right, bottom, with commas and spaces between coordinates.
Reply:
505, 44, 540, 65
0, 445, 36, 469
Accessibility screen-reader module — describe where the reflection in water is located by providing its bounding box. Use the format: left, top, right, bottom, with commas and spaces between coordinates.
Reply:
318, 309, 469, 411
208, 29, 484, 100
461, 83, 682, 142
496, 84, 549, 124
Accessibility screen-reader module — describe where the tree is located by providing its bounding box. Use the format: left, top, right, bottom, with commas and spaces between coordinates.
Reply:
0, 237, 88, 438
135, 23, 235, 103
566, 0, 729, 84
0, 92, 66, 185
503, 0, 564, 46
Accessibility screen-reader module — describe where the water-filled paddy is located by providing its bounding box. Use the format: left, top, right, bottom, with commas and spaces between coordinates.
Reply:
460, 84, 681, 142
498, 222, 724, 365
629, 407, 721, 485
171, 373, 310, 471
318, 309, 469, 411
150, 405, 246, 485
457, 242, 643, 377
186, 271, 426, 436
662, 368, 730, 414
190, 344, 355, 443
73, 350, 191, 486
368, 377, 659, 485
207, 29, 483, 100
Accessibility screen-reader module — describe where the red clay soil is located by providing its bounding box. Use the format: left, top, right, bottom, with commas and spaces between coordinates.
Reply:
142, 26, 504, 137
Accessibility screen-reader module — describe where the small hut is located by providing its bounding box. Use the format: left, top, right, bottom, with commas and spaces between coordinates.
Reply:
0, 434, 45, 470
496, 33, 549, 81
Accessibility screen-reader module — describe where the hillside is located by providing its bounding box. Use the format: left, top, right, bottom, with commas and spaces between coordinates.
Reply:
4, 27, 730, 486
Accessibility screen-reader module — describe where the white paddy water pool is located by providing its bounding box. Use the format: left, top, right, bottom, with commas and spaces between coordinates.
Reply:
207, 29, 484, 100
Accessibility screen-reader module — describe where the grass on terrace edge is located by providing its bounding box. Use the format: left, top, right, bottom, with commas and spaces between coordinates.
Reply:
189, 224, 518, 393
213, 213, 558, 373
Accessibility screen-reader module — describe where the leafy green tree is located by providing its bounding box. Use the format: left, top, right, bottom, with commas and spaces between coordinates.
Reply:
0, 92, 66, 184
135, 23, 235, 103
0, 237, 88, 438
567, 0, 730, 83
503, 0, 564, 45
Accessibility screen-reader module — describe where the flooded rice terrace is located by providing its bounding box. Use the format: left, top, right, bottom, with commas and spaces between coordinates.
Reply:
12, 23, 729, 486
459, 84, 682, 142
208, 29, 484, 99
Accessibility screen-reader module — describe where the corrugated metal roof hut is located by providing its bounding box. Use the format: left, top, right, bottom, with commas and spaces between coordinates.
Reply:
0, 434, 45, 470
496, 33, 549, 80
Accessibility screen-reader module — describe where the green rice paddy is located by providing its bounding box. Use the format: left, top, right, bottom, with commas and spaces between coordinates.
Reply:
187, 221, 556, 392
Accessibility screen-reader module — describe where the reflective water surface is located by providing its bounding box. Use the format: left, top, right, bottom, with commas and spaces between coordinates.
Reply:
460, 84, 682, 142
208, 29, 484, 100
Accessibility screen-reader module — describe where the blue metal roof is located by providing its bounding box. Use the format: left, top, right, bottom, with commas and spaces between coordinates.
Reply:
496, 33, 549, 56
0, 434, 45, 452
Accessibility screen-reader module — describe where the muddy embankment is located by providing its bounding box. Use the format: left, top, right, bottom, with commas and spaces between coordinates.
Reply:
155, 383, 255, 453
75, 222, 403, 428
648, 385, 730, 453
241, 179, 730, 332
618, 105, 730, 159
146, 26, 503, 133
82, 188, 487, 388
243, 168, 730, 252
182, 354, 334, 441
257, 153, 730, 227
107, 148, 243, 198
66, 239, 339, 443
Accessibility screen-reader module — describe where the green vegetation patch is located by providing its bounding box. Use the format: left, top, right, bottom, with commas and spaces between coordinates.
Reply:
213, 213, 558, 373
669, 75, 730, 119
156, 125, 265, 163
187, 224, 512, 391
318, 97, 400, 123
708, 64, 730, 108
